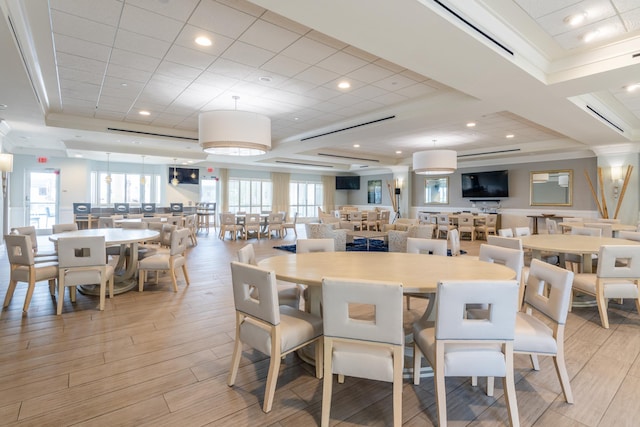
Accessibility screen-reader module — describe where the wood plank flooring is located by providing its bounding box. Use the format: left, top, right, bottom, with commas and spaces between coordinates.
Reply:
1, 228, 639, 426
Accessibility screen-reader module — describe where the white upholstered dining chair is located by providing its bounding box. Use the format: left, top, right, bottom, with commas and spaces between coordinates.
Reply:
138, 228, 190, 292
572, 245, 640, 329
515, 259, 575, 403
56, 235, 114, 315
237, 243, 300, 309
227, 261, 323, 413
404, 237, 446, 310
321, 277, 403, 427
413, 279, 520, 426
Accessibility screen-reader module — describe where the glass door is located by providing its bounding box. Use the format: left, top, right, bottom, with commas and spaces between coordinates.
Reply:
26, 170, 59, 232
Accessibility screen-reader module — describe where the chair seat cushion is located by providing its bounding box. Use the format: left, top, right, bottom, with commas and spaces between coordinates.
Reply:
12, 263, 58, 282
331, 340, 396, 382
139, 254, 184, 270
239, 305, 322, 356
413, 325, 506, 377
513, 312, 557, 354
573, 274, 639, 298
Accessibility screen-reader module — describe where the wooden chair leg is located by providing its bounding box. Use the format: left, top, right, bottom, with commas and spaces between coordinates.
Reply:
392, 346, 403, 427
3, 280, 18, 307
227, 313, 244, 386
434, 350, 448, 427
99, 278, 106, 311
413, 343, 422, 385
23, 279, 37, 312
321, 337, 333, 427
263, 345, 282, 413
170, 266, 179, 292
553, 353, 574, 403
138, 270, 145, 292
57, 276, 65, 315
182, 265, 190, 285
596, 292, 610, 329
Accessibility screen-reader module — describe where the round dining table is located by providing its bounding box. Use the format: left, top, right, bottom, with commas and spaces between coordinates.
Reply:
50, 228, 159, 295
557, 222, 637, 237
519, 234, 638, 274
258, 251, 516, 318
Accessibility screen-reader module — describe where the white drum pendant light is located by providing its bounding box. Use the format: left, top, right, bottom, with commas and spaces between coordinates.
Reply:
199, 96, 271, 156
412, 149, 457, 175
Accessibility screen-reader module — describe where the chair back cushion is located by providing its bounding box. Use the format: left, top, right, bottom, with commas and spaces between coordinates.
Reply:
231, 262, 279, 325
57, 236, 106, 268
407, 224, 435, 238
479, 244, 524, 282
435, 280, 518, 340
322, 277, 403, 345
524, 259, 574, 324
297, 238, 334, 253
11, 226, 38, 251
52, 223, 79, 234
571, 226, 601, 236
487, 235, 522, 250
597, 245, 640, 278
514, 227, 531, 237
448, 229, 460, 256
406, 237, 446, 255
237, 243, 257, 265
5, 234, 35, 266
170, 228, 190, 256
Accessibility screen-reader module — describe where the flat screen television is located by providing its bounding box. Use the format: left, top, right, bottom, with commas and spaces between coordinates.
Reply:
169, 167, 199, 185
461, 170, 509, 198
335, 176, 360, 190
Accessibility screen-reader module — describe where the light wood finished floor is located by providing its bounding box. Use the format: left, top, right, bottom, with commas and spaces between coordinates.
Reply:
1, 228, 640, 426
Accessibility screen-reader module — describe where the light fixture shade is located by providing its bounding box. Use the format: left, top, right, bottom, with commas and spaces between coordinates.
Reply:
0, 153, 13, 172
199, 110, 271, 156
412, 150, 457, 175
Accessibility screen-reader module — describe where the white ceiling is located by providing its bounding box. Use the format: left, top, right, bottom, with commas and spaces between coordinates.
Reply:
1, 0, 640, 172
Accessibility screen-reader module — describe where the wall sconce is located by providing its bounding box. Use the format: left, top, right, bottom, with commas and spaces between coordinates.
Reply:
611, 166, 624, 198
0, 153, 13, 197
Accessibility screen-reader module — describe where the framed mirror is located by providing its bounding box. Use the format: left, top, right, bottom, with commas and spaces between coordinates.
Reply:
425, 177, 449, 204
530, 170, 572, 206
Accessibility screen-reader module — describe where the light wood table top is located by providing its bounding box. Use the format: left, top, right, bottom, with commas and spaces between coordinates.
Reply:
258, 252, 516, 294
49, 227, 159, 244
519, 234, 637, 255
557, 222, 637, 234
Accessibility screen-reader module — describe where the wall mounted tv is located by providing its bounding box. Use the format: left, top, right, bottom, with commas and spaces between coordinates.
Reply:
168, 167, 199, 185
461, 170, 509, 198
335, 176, 360, 190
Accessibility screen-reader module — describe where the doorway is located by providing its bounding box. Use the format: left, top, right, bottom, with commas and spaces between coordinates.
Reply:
26, 170, 59, 232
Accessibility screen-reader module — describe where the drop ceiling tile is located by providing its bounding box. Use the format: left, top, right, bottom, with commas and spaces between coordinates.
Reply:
400, 69, 429, 83
51, 10, 116, 46
61, 96, 97, 108
188, 1, 256, 39
61, 103, 96, 117
535, 1, 617, 36
50, 0, 122, 26
261, 55, 309, 77
513, 0, 584, 19
303, 85, 341, 101
343, 45, 379, 63
244, 70, 289, 87
183, 83, 224, 101
174, 25, 234, 56
554, 16, 625, 49
295, 66, 340, 86
306, 30, 348, 50
109, 48, 161, 73
347, 63, 395, 84
349, 84, 388, 100
231, 81, 272, 98
114, 29, 171, 59
218, 0, 265, 17
99, 86, 140, 102
54, 33, 111, 62
614, 0, 640, 13
56, 52, 107, 75
281, 37, 337, 65
119, 4, 184, 43
164, 45, 216, 70
57, 66, 103, 85
309, 100, 342, 113
276, 78, 316, 95
126, 0, 199, 21
172, 88, 218, 110
239, 19, 301, 53
621, 8, 640, 31
174, 116, 198, 130
206, 58, 255, 80
156, 60, 203, 81
106, 63, 153, 83
372, 92, 409, 106
221, 41, 276, 67
261, 10, 310, 35
373, 59, 405, 73
151, 113, 191, 127
97, 95, 134, 111
317, 51, 369, 75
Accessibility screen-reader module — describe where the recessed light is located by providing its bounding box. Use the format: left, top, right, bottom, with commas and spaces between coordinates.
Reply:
353, 144, 360, 148
75, 154, 83, 158
131, 140, 140, 144
564, 12, 588, 27
258, 76, 272, 83
139, 110, 151, 116
395, 150, 402, 154
294, 117, 299, 121
187, 160, 193, 164
121, 83, 128, 87
466, 122, 476, 127
626, 84, 640, 92
338, 81, 351, 89
506, 134, 515, 139
195, 36, 212, 46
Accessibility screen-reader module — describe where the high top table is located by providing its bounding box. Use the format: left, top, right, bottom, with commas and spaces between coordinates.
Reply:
50, 228, 159, 295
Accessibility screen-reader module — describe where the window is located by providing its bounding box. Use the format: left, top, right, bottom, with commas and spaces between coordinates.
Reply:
228, 178, 272, 213
200, 178, 218, 203
290, 181, 323, 218
92, 172, 161, 205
